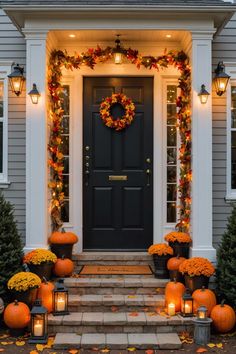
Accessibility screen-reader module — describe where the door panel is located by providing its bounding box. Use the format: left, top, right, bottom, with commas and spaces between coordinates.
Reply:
83, 76, 153, 250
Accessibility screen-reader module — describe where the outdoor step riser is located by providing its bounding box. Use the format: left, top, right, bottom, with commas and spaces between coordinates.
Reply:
68, 305, 164, 312
74, 270, 154, 278
49, 324, 193, 334
68, 287, 165, 295
74, 261, 154, 267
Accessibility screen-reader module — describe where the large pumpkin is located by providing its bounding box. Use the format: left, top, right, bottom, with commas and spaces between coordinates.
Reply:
4, 300, 31, 329
211, 301, 236, 333
167, 255, 186, 271
49, 228, 78, 245
37, 277, 55, 313
192, 287, 217, 316
165, 279, 185, 312
53, 257, 74, 277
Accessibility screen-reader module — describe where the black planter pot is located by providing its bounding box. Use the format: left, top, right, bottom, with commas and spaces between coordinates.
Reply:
10, 288, 38, 309
50, 243, 73, 259
169, 270, 185, 284
28, 262, 54, 281
169, 242, 190, 258
153, 254, 171, 279
184, 274, 210, 292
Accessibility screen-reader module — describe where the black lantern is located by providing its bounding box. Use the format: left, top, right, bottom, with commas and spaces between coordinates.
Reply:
181, 288, 193, 317
197, 305, 208, 320
8, 64, 25, 96
28, 83, 40, 104
113, 35, 124, 64
198, 84, 210, 104
29, 299, 48, 344
213, 61, 230, 96
53, 278, 69, 316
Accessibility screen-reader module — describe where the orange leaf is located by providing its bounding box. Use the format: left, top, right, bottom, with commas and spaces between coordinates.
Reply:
0, 342, 13, 345
36, 344, 45, 351
111, 306, 119, 312
0, 335, 9, 340
156, 288, 161, 293
68, 350, 79, 354
15, 341, 25, 346
128, 312, 139, 317
145, 350, 154, 354
0, 349, 5, 352
101, 349, 110, 353
29, 351, 38, 354
196, 348, 208, 353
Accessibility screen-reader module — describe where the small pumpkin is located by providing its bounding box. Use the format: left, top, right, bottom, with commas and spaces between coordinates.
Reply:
37, 277, 55, 313
4, 300, 31, 329
167, 255, 186, 271
53, 256, 74, 277
165, 279, 185, 312
210, 301, 236, 333
192, 286, 217, 316
49, 228, 78, 245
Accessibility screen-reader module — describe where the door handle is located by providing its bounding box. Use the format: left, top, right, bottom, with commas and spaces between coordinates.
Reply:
146, 169, 151, 187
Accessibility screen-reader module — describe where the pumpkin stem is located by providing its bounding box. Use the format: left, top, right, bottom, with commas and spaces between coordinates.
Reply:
42, 276, 48, 284
176, 255, 180, 259
61, 228, 66, 233
14, 300, 19, 306
201, 286, 205, 291
173, 277, 177, 283
220, 299, 226, 307
61, 255, 65, 260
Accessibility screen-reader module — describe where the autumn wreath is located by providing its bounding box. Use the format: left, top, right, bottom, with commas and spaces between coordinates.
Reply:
100, 93, 135, 131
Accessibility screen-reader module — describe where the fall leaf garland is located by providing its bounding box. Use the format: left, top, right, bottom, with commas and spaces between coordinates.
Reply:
48, 47, 191, 231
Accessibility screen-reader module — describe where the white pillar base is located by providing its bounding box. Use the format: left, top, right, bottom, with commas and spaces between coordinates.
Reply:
190, 247, 216, 262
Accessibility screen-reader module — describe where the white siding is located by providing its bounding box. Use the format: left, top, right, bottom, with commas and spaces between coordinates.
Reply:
0, 10, 26, 242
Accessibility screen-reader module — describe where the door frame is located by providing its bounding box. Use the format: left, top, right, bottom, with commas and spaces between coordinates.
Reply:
61, 63, 179, 253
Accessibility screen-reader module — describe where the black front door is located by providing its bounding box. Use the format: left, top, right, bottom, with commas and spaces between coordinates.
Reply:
83, 77, 153, 251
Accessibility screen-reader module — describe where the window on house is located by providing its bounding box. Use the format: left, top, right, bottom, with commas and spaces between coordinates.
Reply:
166, 85, 178, 223
60, 85, 70, 222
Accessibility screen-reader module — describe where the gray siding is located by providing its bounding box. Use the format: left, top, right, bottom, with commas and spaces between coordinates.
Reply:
212, 13, 236, 247
0, 9, 26, 242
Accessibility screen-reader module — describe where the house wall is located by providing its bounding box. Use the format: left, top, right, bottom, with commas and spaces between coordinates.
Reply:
0, 9, 26, 241
212, 13, 236, 247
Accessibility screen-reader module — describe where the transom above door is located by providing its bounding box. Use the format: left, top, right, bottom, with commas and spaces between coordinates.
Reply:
83, 76, 153, 251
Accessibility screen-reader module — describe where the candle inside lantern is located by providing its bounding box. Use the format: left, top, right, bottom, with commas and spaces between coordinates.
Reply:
168, 303, 175, 316
199, 311, 206, 319
34, 319, 43, 337
184, 303, 191, 314
56, 295, 66, 312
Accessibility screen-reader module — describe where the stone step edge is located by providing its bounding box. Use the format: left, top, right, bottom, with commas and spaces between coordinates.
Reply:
53, 332, 182, 350
69, 294, 165, 306
64, 278, 168, 288
72, 252, 152, 259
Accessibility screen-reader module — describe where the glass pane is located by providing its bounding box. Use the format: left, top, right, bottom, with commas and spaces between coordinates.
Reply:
0, 122, 2, 173
232, 132, 236, 188
167, 166, 177, 183
167, 184, 177, 201
167, 104, 176, 125
231, 86, 236, 128
167, 202, 176, 223
167, 85, 177, 103
61, 136, 69, 155
61, 200, 69, 223
63, 156, 69, 174
60, 85, 70, 115
61, 116, 69, 134
167, 126, 176, 146
167, 148, 177, 165
0, 81, 3, 118
62, 175, 69, 197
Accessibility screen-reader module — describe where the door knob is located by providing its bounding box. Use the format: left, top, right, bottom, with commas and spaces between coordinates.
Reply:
85, 145, 90, 151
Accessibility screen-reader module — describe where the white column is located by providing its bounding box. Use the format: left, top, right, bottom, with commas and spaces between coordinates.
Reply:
24, 31, 49, 251
190, 32, 216, 262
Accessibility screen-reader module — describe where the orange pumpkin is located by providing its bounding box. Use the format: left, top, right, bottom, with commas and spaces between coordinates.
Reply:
53, 256, 74, 277
211, 301, 236, 333
167, 255, 186, 271
37, 277, 55, 313
49, 228, 78, 245
165, 279, 185, 312
4, 300, 31, 329
192, 287, 217, 316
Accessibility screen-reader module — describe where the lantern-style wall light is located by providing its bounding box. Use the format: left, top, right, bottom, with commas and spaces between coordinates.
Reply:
198, 84, 210, 104
52, 278, 69, 316
28, 83, 40, 104
29, 299, 48, 344
213, 61, 230, 96
113, 35, 124, 64
8, 64, 25, 96
181, 288, 193, 317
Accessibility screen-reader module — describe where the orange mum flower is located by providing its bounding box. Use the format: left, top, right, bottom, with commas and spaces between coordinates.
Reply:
148, 243, 174, 256
164, 231, 192, 243
179, 257, 215, 277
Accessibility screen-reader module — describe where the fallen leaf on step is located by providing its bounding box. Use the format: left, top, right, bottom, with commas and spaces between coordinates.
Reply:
101, 348, 110, 353
0, 349, 5, 352
91, 347, 99, 351
111, 306, 119, 312
207, 343, 216, 348
45, 336, 54, 348
196, 348, 208, 353
128, 312, 139, 317
29, 351, 38, 354
156, 288, 161, 293
36, 344, 45, 351
145, 350, 154, 354
127, 295, 136, 299
127, 347, 136, 352
0, 335, 9, 339
68, 350, 79, 354
0, 342, 13, 345
147, 312, 157, 316
15, 341, 25, 346
216, 343, 223, 348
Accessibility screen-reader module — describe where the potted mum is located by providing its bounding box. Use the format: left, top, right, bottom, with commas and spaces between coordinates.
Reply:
148, 243, 174, 278
7, 271, 41, 308
179, 257, 215, 292
164, 231, 192, 258
48, 228, 78, 259
23, 249, 57, 280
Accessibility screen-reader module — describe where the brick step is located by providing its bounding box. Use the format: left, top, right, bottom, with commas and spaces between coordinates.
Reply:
64, 277, 167, 295
72, 252, 154, 266
48, 311, 194, 334
68, 294, 165, 312
53, 332, 182, 350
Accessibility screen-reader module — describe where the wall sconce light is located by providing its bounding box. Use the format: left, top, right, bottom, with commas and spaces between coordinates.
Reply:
28, 83, 40, 104
181, 288, 193, 317
29, 299, 48, 344
52, 279, 69, 316
113, 35, 124, 64
213, 61, 230, 96
8, 64, 25, 96
198, 84, 210, 104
